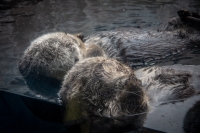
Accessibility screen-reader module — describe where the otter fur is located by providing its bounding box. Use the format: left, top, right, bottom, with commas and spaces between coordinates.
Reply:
59, 57, 149, 133
59, 61, 200, 133
84, 17, 200, 69
18, 32, 86, 81
138, 64, 200, 133
85, 44, 106, 58
134, 65, 198, 107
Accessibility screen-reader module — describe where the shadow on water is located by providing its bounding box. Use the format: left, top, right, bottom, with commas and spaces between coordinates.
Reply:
0, 0, 200, 133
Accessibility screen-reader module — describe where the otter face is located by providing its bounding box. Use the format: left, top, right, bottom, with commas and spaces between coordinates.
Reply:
59, 57, 149, 133
18, 32, 86, 81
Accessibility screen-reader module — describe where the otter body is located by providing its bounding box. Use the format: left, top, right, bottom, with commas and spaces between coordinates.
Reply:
59, 57, 149, 133
18, 32, 86, 81
84, 17, 200, 69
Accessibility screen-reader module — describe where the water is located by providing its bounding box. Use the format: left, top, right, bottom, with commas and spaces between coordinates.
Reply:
0, 0, 200, 132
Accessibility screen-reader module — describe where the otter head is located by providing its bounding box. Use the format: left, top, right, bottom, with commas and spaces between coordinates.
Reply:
59, 57, 149, 133
18, 32, 87, 96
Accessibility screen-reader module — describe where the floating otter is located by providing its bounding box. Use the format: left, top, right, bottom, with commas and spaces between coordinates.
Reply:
59, 57, 149, 133
18, 32, 86, 97
84, 11, 200, 69
18, 32, 86, 81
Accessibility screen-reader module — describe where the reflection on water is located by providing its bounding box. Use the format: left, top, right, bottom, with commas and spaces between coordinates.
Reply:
0, 0, 200, 132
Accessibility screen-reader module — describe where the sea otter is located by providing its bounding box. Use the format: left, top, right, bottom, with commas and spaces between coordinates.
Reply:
18, 32, 86, 81
84, 11, 200, 69
18, 32, 87, 97
59, 57, 149, 133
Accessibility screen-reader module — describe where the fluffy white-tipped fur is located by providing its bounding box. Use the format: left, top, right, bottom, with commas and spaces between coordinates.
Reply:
59, 57, 149, 133
19, 32, 86, 80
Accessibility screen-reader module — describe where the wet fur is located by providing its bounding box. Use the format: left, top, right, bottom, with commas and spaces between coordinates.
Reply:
85, 44, 106, 57
183, 100, 200, 133
59, 57, 149, 133
135, 66, 196, 107
84, 17, 200, 69
18, 32, 86, 81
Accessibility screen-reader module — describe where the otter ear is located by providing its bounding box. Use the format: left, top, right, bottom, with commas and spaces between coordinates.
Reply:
74, 33, 84, 41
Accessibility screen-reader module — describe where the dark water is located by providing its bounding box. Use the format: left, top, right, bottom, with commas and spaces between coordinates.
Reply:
0, 0, 200, 132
